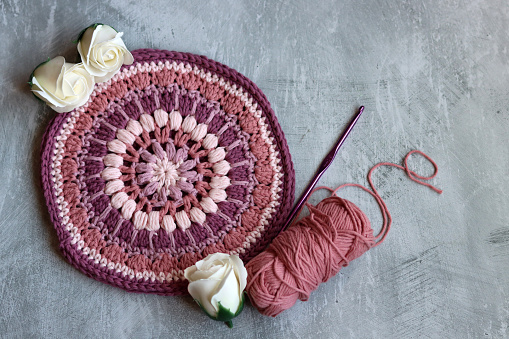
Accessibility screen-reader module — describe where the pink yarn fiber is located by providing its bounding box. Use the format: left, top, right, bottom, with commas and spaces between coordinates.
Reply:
245, 150, 442, 317
246, 196, 374, 317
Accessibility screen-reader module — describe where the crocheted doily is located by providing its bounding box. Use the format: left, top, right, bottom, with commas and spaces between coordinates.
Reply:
41, 49, 295, 295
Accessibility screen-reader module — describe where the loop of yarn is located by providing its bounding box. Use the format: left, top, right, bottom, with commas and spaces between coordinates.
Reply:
245, 150, 442, 317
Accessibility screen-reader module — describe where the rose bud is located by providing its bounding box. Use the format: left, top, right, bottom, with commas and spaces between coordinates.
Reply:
29, 56, 95, 113
184, 253, 247, 328
77, 24, 134, 83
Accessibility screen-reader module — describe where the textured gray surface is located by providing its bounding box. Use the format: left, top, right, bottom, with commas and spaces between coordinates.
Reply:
1, 0, 508, 338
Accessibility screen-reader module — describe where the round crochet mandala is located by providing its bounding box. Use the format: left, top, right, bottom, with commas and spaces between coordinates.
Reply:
41, 49, 295, 295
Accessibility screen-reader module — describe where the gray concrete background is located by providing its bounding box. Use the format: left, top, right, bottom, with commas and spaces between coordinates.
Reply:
1, 0, 508, 338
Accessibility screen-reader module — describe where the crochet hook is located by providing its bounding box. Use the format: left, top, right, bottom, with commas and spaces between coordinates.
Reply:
278, 106, 365, 235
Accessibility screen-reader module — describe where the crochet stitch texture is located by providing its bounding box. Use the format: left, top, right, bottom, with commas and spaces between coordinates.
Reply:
41, 49, 295, 295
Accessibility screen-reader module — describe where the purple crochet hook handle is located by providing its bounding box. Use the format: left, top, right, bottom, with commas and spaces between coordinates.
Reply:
278, 106, 365, 235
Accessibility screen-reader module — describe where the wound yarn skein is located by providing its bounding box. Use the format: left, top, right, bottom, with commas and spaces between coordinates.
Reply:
245, 150, 443, 317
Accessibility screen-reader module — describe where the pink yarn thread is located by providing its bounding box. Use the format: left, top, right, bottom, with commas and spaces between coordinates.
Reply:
245, 150, 443, 317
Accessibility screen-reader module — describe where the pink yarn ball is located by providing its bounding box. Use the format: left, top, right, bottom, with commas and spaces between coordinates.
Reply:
245, 150, 443, 317
245, 196, 375, 317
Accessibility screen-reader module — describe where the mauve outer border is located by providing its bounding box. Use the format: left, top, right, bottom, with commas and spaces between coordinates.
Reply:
40, 49, 295, 295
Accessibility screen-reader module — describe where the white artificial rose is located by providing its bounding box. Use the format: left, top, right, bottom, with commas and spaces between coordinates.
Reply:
77, 24, 134, 83
184, 253, 247, 325
30, 56, 95, 113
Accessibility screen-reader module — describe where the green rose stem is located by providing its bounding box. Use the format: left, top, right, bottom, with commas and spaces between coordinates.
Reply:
196, 293, 245, 328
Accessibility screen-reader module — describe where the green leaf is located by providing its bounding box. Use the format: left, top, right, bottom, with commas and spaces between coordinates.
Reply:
28, 57, 51, 87
194, 293, 246, 329
73, 23, 108, 43
215, 302, 237, 322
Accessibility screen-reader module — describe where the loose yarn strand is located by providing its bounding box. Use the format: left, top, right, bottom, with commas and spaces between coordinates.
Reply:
332, 149, 442, 245
245, 150, 442, 317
